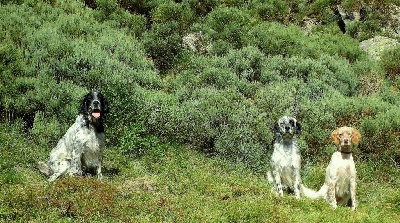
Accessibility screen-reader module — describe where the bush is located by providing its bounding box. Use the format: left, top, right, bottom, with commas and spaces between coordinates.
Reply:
261, 54, 360, 97
299, 93, 393, 158
202, 7, 259, 50
225, 46, 265, 83
151, 2, 195, 30
185, 0, 219, 16
248, 0, 290, 22
0, 122, 27, 185
143, 21, 183, 72
1, 0, 400, 173
380, 47, 400, 79
248, 22, 304, 57
305, 33, 365, 63
168, 49, 262, 99
177, 88, 270, 170
361, 107, 400, 163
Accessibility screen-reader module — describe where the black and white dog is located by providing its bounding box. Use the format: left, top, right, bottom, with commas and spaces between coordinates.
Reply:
39, 91, 109, 182
267, 116, 303, 198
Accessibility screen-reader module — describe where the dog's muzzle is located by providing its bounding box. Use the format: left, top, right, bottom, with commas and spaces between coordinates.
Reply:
90, 100, 101, 119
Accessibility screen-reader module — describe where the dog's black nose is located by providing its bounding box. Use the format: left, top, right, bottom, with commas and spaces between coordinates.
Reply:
285, 126, 290, 131
92, 100, 100, 107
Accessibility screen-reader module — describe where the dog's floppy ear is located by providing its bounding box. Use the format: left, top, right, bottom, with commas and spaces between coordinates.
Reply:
98, 92, 109, 117
273, 121, 280, 134
330, 128, 340, 145
79, 93, 90, 114
351, 128, 361, 144
295, 121, 302, 135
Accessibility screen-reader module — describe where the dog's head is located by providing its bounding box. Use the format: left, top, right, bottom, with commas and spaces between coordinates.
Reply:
273, 116, 302, 139
79, 91, 109, 130
331, 126, 361, 148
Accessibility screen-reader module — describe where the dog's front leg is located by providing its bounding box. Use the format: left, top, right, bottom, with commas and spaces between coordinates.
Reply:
327, 182, 337, 209
96, 164, 102, 180
350, 179, 357, 210
272, 170, 284, 196
69, 149, 82, 176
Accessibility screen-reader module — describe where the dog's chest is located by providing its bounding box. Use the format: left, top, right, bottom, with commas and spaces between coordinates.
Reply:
330, 153, 356, 195
75, 128, 104, 150
75, 128, 104, 166
272, 143, 300, 168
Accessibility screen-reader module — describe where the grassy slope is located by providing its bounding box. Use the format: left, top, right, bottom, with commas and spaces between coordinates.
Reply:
1, 138, 399, 222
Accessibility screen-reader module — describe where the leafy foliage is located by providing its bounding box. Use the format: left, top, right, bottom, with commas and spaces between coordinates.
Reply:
380, 47, 400, 79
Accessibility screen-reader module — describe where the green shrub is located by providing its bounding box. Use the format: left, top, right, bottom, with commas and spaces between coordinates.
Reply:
254, 78, 302, 121
379, 80, 400, 106
141, 87, 271, 170
307, 0, 337, 23
119, 122, 161, 158
202, 7, 259, 50
261, 54, 360, 97
0, 122, 27, 185
299, 93, 393, 158
143, 22, 182, 72
380, 47, 400, 79
151, 2, 195, 31
94, 0, 147, 36
168, 51, 260, 99
305, 33, 365, 63
185, 0, 219, 16
361, 107, 400, 163
137, 89, 180, 138
248, 22, 304, 57
248, 0, 290, 22
142, 2, 198, 72
1, 3, 161, 148
225, 46, 264, 83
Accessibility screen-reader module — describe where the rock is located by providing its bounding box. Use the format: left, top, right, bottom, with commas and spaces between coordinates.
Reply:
359, 36, 399, 61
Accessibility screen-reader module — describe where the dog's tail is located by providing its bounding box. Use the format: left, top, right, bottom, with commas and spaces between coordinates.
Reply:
38, 161, 50, 176
301, 184, 322, 199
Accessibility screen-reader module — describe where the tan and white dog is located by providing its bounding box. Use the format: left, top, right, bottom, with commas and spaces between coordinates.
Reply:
302, 126, 361, 210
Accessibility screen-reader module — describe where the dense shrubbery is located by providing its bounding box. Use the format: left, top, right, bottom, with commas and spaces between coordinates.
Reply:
380, 47, 400, 79
1, 0, 399, 172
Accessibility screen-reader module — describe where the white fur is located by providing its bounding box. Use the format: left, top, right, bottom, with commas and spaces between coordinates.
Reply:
302, 126, 360, 210
319, 151, 356, 209
267, 116, 302, 198
38, 91, 108, 182
39, 115, 104, 182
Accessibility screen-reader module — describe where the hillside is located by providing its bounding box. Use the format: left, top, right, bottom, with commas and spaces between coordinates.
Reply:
1, 0, 400, 222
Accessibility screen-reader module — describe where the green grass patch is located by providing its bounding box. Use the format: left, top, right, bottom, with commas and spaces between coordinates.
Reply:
1, 138, 400, 222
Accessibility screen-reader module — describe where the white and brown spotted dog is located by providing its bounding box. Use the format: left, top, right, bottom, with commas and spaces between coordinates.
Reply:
302, 126, 361, 210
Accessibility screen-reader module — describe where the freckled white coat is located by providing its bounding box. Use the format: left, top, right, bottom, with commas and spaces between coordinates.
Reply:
268, 139, 302, 198
39, 115, 104, 182
267, 116, 302, 199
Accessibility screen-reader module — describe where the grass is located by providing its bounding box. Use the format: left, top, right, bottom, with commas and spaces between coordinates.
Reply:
1, 134, 400, 222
